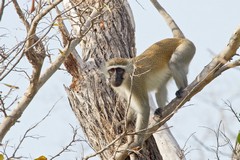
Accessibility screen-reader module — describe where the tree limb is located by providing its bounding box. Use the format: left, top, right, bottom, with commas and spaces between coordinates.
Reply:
12, 0, 30, 30
0, 1, 102, 143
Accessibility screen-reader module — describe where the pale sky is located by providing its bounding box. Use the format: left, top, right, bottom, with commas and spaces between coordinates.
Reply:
1, 0, 240, 160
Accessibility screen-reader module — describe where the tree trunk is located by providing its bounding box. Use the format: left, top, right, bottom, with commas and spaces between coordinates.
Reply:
63, 0, 162, 159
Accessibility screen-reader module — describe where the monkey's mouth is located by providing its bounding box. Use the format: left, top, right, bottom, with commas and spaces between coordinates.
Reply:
110, 77, 123, 87
112, 81, 122, 87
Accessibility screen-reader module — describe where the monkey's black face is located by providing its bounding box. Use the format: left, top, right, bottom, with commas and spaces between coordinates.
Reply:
108, 67, 125, 87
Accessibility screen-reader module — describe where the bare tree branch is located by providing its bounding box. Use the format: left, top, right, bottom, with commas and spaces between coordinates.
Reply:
50, 125, 82, 160
0, 43, 25, 81
0, 0, 104, 143
225, 100, 240, 123
12, 0, 30, 30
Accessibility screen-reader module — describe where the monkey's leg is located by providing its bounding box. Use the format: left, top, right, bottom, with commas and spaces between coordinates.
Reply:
169, 44, 191, 97
169, 40, 195, 98
155, 85, 168, 108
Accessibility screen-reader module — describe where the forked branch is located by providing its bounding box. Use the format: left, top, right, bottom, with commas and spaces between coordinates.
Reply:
0, 1, 102, 143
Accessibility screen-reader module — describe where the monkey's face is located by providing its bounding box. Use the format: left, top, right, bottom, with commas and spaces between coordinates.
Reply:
107, 67, 125, 87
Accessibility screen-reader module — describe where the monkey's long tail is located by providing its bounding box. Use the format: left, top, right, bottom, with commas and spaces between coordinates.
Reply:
150, 0, 185, 39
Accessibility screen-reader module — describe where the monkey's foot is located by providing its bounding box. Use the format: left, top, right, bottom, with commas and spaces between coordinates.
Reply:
175, 88, 184, 98
154, 107, 163, 117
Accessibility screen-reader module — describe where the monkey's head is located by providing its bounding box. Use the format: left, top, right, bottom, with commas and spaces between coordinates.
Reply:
104, 58, 134, 87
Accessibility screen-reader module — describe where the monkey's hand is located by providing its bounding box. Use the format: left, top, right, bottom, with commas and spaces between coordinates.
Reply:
128, 141, 143, 151
175, 87, 184, 98
115, 119, 133, 134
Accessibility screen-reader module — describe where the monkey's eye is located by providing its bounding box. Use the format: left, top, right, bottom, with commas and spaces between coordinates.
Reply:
108, 68, 116, 74
116, 68, 125, 74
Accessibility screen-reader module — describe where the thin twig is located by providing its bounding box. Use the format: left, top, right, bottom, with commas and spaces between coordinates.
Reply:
50, 125, 82, 160
9, 101, 58, 159
224, 100, 240, 123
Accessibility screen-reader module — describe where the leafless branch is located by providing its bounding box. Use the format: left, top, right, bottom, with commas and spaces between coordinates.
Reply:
223, 101, 240, 159
200, 122, 232, 159
0, 43, 25, 81
0, 88, 19, 117
12, 0, 30, 30
216, 59, 240, 73
224, 100, 240, 123
0, 0, 103, 144
180, 132, 197, 158
50, 126, 83, 160
2, 101, 57, 159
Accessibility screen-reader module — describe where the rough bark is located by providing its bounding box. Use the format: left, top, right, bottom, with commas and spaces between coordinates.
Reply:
64, 0, 162, 159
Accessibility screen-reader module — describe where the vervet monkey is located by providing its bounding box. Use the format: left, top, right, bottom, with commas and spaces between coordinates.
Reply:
104, 1, 196, 149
